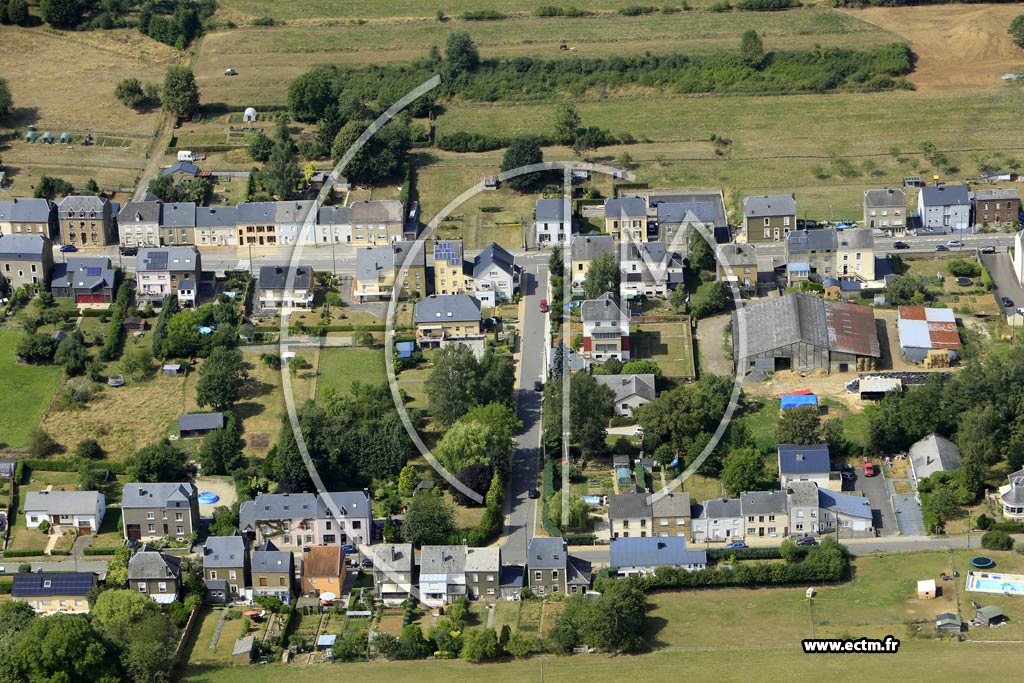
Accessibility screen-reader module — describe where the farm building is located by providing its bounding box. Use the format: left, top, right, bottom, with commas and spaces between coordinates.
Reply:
896, 306, 960, 363
733, 293, 880, 374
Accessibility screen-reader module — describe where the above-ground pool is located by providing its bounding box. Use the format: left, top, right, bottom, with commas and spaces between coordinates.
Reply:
966, 570, 1024, 595
198, 492, 220, 505
972, 556, 996, 569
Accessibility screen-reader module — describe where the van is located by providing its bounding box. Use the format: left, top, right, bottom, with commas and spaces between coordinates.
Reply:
177, 150, 194, 162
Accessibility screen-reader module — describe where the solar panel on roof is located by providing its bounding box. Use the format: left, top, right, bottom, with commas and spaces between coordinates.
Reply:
86, 267, 102, 276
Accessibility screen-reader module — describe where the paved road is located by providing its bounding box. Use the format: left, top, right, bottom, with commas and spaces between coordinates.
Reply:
850, 466, 896, 536
981, 251, 1024, 312
754, 232, 1013, 258
503, 259, 547, 565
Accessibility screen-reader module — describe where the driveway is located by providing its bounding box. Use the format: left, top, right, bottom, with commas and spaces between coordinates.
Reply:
981, 252, 1024, 312
849, 466, 896, 536
892, 493, 926, 536
695, 313, 732, 376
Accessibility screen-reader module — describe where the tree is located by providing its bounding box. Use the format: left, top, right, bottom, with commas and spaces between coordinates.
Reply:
460, 628, 499, 663
75, 438, 105, 460
506, 632, 535, 658
209, 504, 240, 537
162, 309, 200, 358
570, 372, 615, 456
287, 66, 338, 122
121, 347, 153, 383
91, 589, 160, 641
247, 131, 274, 162
126, 439, 187, 482
53, 331, 88, 376
403, 491, 455, 545
691, 280, 729, 318
121, 612, 177, 683
426, 344, 483, 426
7, 0, 28, 25
584, 252, 620, 299
162, 66, 200, 119
687, 229, 716, 272
821, 418, 847, 458
39, 0, 82, 27
115, 78, 146, 108
84, 178, 100, 196
621, 359, 662, 377
443, 31, 480, 82
1011, 14, 1024, 49
887, 274, 932, 306
451, 463, 492, 507
0, 601, 34, 651
5, 614, 119, 683
981, 530, 1014, 551
79, 464, 100, 491
398, 464, 419, 497
740, 29, 765, 68
262, 121, 301, 199
17, 332, 58, 364
199, 412, 244, 475
553, 102, 581, 146
196, 346, 248, 411
28, 427, 60, 458
397, 623, 431, 660
776, 405, 821, 445
721, 447, 764, 496
501, 138, 544, 193
33, 175, 73, 200
331, 118, 411, 184
957, 404, 1002, 466
0, 77, 12, 123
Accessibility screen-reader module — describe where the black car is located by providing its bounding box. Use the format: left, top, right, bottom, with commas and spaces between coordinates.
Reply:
1003, 296, 1015, 308
361, 559, 373, 568
893, 241, 910, 250
980, 246, 996, 254
533, 380, 544, 392
934, 244, 949, 252
120, 247, 138, 256
796, 537, 818, 547
528, 488, 540, 499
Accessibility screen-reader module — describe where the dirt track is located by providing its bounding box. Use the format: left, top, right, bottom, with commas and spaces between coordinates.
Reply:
844, 4, 1024, 92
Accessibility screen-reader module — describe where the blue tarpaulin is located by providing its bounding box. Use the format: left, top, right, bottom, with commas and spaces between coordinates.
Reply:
396, 341, 415, 358
780, 394, 818, 410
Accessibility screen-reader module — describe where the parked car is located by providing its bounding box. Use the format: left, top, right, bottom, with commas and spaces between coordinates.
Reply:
59, 244, 77, 253
893, 241, 910, 250
796, 536, 818, 547
224, 68, 238, 76
539, 299, 549, 313
1003, 296, 1015, 308
120, 247, 138, 256
360, 559, 373, 568
725, 541, 747, 549
841, 470, 855, 481
534, 380, 544, 392
947, 239, 964, 248
342, 544, 357, 554
863, 459, 877, 477
528, 488, 540, 499
934, 244, 949, 252
980, 246, 996, 254
634, 426, 645, 438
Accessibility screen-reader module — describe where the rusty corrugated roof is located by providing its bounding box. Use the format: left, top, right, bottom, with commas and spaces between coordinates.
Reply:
825, 300, 880, 357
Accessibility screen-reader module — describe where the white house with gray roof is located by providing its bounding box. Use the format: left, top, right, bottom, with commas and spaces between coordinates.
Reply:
274, 200, 316, 246
740, 490, 789, 538
135, 246, 201, 305
908, 432, 961, 482
690, 498, 743, 543
239, 491, 372, 551
0, 198, 55, 238
419, 545, 468, 607
918, 185, 971, 234
354, 241, 426, 301
777, 444, 832, 489
257, 264, 313, 309
609, 537, 707, 576
999, 468, 1024, 521
159, 202, 197, 246
471, 243, 520, 304
818, 488, 873, 536
581, 292, 630, 361
371, 543, 415, 605
24, 490, 105, 532
414, 294, 482, 346
118, 201, 161, 248
0, 234, 52, 290
129, 545, 182, 604
315, 204, 351, 244
594, 373, 656, 417
535, 198, 572, 245
619, 240, 684, 298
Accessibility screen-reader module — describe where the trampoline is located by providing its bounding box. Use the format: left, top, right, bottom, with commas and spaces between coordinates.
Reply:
971, 556, 995, 569
198, 491, 220, 505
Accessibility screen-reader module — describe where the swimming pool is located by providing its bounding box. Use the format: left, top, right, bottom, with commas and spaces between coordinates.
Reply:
966, 570, 1024, 595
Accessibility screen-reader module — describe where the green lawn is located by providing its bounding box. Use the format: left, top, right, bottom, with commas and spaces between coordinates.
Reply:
631, 322, 695, 379
316, 348, 387, 396
183, 608, 253, 667
0, 329, 62, 449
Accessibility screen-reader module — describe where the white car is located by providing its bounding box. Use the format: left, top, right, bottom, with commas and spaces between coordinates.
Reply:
947, 239, 964, 248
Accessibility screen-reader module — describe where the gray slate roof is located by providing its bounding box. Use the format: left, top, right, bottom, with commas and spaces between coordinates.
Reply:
51, 257, 114, 291
319, 491, 371, 518
0, 234, 48, 261
0, 198, 52, 223
594, 373, 656, 404
909, 433, 961, 479
121, 482, 197, 509
433, 240, 464, 265
24, 490, 103, 516
371, 543, 414, 572
864, 188, 905, 207
605, 196, 646, 218
651, 491, 691, 518
535, 198, 568, 222
657, 201, 719, 227
414, 294, 481, 324
161, 202, 197, 228
355, 244, 418, 281
473, 243, 516, 279
787, 229, 837, 254
921, 185, 969, 207
581, 292, 625, 322
786, 481, 820, 508
571, 234, 615, 261
744, 194, 796, 218
137, 246, 199, 272
316, 205, 350, 225
119, 201, 160, 224
778, 444, 831, 475
696, 498, 742, 520
258, 265, 312, 291
129, 545, 182, 580
196, 206, 238, 228
275, 200, 316, 224
837, 228, 874, 250
420, 545, 467, 573
252, 544, 292, 574
236, 201, 276, 224
13, 572, 95, 598
975, 188, 1020, 201
718, 243, 758, 267
610, 537, 707, 568
608, 490, 652, 520
648, 191, 728, 227
58, 195, 109, 214
161, 162, 199, 177
740, 490, 788, 516
203, 536, 247, 568
178, 412, 224, 432
349, 199, 403, 223
527, 537, 568, 570
240, 493, 319, 529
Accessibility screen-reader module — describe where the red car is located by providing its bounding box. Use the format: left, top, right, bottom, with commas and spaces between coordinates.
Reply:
539, 299, 549, 313
863, 459, 877, 477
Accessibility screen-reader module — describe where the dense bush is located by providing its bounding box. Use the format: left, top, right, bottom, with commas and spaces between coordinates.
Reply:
948, 258, 982, 278
981, 530, 1015, 551
1012, 15, 1024, 49
735, 0, 798, 8
461, 9, 505, 19
618, 5, 658, 15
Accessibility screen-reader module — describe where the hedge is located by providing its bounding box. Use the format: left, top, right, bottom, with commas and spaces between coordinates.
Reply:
991, 521, 1024, 533
3, 549, 47, 557
706, 546, 786, 562
80, 308, 111, 318
540, 459, 561, 537
49, 550, 71, 556
166, 144, 242, 154
563, 533, 597, 545
279, 604, 298, 648
83, 547, 119, 556
21, 459, 126, 475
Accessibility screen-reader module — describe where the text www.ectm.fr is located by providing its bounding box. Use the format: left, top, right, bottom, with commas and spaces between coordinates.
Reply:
802, 637, 901, 654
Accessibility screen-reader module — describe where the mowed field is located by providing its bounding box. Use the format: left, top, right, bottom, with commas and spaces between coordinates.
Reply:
0, 26, 181, 200
194, 8, 897, 105
0, 330, 62, 449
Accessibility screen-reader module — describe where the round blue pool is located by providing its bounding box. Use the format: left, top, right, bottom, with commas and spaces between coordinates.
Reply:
971, 556, 995, 569
198, 492, 220, 505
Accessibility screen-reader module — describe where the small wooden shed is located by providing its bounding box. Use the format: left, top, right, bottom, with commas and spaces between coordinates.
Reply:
917, 579, 937, 599
232, 635, 255, 664
935, 612, 960, 633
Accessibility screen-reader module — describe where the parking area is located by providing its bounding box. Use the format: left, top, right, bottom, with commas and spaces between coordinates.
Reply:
846, 465, 897, 536
981, 252, 1024, 312
892, 493, 926, 536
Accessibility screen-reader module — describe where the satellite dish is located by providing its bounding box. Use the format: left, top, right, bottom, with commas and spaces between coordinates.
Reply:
806, 587, 816, 599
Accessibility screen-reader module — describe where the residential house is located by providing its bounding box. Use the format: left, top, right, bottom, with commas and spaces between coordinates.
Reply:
0, 234, 52, 289
353, 241, 427, 301
135, 246, 201, 304
118, 201, 161, 248
0, 197, 55, 237
159, 202, 198, 247
581, 292, 630, 361
609, 537, 707, 576
570, 234, 616, 295
315, 204, 351, 244
161, 161, 200, 181
717, 243, 764, 296
419, 545, 467, 607
785, 229, 838, 284
653, 191, 730, 249
836, 228, 876, 281
433, 240, 472, 296
251, 540, 295, 605
371, 543, 415, 606
786, 481, 821, 537
908, 433, 962, 482
742, 194, 796, 244
740, 490, 789, 538
349, 199, 404, 245
651, 491, 691, 539
195, 206, 238, 247
499, 565, 525, 600
973, 188, 1020, 228
465, 546, 501, 600
178, 411, 224, 437
818, 488, 874, 537
414, 294, 482, 346
526, 537, 591, 596
897, 306, 960, 363
12, 572, 96, 615
733, 294, 880, 374
24, 490, 105, 533
863, 188, 906, 233
257, 264, 313, 308
471, 243, 519, 304
690, 498, 744, 543
236, 201, 278, 247
50, 257, 116, 303
594, 373, 656, 417
619, 241, 684, 299
300, 545, 345, 599
239, 491, 373, 550
605, 196, 647, 243
121, 482, 200, 543
58, 195, 114, 247
129, 545, 183, 604
777, 444, 832, 488
202, 535, 249, 604
535, 198, 571, 245
918, 185, 971, 234
999, 468, 1024, 521
608, 489, 651, 539
275, 200, 316, 245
